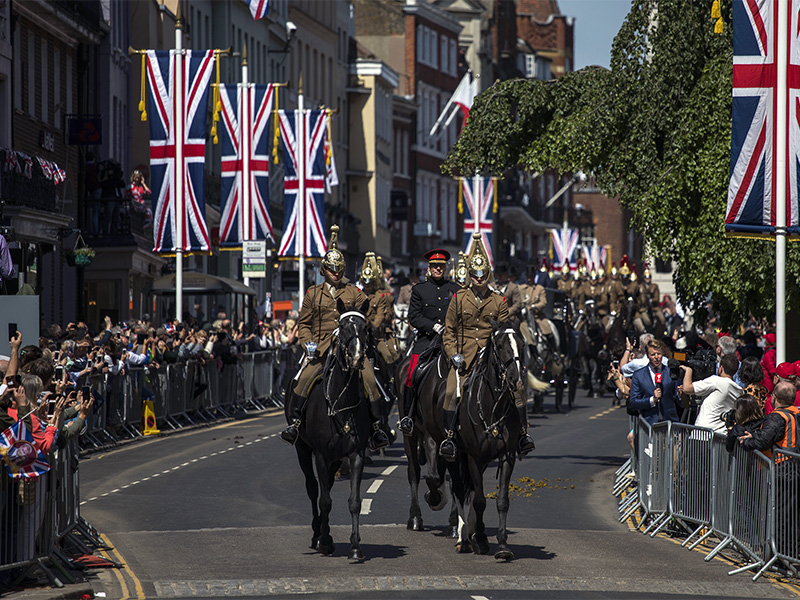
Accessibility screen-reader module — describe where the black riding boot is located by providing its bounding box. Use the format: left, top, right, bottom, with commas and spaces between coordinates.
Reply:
439, 409, 458, 462
367, 396, 391, 450
517, 403, 536, 456
545, 333, 557, 353
398, 385, 414, 436
280, 394, 308, 445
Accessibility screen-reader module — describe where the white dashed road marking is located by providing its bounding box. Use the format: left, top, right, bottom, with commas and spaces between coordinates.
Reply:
366, 480, 383, 494
360, 499, 373, 515
381, 465, 398, 476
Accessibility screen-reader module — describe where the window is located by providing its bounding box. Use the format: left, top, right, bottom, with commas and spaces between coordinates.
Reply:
66, 55, 73, 115
449, 39, 457, 76
53, 46, 61, 128
28, 30, 35, 117
441, 36, 448, 74
13, 25, 21, 110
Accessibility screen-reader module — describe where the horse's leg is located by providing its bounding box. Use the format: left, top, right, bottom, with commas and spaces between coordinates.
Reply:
313, 452, 335, 555
296, 442, 321, 549
494, 456, 516, 561
424, 435, 447, 511
467, 456, 490, 555
404, 430, 424, 531
450, 457, 473, 554
348, 451, 365, 560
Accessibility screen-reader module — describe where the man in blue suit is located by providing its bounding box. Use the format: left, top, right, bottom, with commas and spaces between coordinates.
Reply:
629, 340, 679, 424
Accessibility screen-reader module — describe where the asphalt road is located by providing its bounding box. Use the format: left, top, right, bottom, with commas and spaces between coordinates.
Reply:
78, 390, 800, 599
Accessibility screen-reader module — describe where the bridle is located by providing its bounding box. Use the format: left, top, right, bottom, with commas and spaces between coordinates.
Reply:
326, 310, 367, 416
471, 327, 522, 437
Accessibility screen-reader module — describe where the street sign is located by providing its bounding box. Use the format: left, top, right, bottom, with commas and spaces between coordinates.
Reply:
242, 240, 266, 278
67, 116, 103, 145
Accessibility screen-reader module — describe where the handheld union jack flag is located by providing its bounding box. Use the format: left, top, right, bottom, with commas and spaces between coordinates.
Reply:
146, 50, 215, 254
551, 228, 579, 269
248, 0, 269, 20
726, 0, 800, 236
0, 419, 51, 479
462, 177, 495, 268
218, 83, 276, 248
277, 110, 330, 258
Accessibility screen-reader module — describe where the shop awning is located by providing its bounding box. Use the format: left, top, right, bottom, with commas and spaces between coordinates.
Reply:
151, 272, 256, 296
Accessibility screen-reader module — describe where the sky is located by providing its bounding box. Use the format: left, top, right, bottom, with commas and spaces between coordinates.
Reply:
557, 0, 633, 70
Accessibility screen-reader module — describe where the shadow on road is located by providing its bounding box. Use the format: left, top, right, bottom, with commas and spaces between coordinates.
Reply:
528, 454, 626, 467
303, 543, 409, 561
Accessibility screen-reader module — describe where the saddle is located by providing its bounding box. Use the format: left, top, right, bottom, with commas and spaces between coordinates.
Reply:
411, 336, 445, 389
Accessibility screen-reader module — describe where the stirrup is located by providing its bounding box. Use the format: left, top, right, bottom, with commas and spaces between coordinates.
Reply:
398, 416, 414, 436
518, 430, 536, 456
439, 433, 457, 462
280, 420, 301, 446
369, 422, 390, 450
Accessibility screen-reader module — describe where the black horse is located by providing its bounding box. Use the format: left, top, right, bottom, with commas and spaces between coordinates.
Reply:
287, 299, 372, 560
397, 337, 461, 537
571, 299, 607, 399
452, 322, 526, 560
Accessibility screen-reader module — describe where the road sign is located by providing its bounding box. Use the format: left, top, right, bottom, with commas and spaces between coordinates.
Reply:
243, 240, 266, 278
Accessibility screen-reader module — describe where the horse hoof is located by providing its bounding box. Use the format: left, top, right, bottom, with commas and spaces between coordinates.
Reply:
470, 533, 490, 555
348, 547, 365, 561
310, 536, 320, 550
407, 516, 424, 531
316, 539, 335, 556
455, 541, 471, 553
494, 546, 515, 561
424, 490, 447, 511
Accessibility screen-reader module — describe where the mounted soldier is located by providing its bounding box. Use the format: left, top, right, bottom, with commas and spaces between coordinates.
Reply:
398, 248, 459, 435
634, 263, 664, 333
360, 252, 399, 365
280, 225, 389, 450
439, 233, 536, 461
493, 263, 522, 326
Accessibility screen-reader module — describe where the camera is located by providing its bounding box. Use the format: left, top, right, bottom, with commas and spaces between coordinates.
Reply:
720, 409, 736, 428
668, 348, 717, 383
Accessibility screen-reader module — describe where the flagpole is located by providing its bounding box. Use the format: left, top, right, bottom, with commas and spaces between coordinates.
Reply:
298, 73, 306, 303
242, 42, 251, 290
174, 8, 184, 323
776, 0, 788, 363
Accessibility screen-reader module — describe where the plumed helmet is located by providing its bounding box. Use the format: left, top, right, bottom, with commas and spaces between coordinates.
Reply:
560, 262, 570, 277
590, 269, 598, 282
321, 225, 345, 273
375, 255, 387, 288
619, 255, 631, 277
467, 233, 490, 278
455, 252, 468, 286
630, 266, 638, 282
610, 261, 618, 278
539, 257, 548, 272
643, 263, 652, 280
578, 260, 588, 278
359, 252, 378, 284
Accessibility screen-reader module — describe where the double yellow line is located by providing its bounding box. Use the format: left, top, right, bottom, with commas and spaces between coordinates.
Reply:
98, 534, 146, 600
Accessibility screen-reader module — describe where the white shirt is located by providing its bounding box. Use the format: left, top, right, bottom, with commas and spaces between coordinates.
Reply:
692, 375, 743, 433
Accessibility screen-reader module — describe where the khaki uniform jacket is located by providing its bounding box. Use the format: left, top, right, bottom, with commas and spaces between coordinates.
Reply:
556, 277, 577, 298
366, 290, 393, 339
396, 283, 413, 306
297, 282, 367, 356
443, 288, 509, 370
577, 282, 609, 311
638, 282, 660, 312
607, 280, 626, 313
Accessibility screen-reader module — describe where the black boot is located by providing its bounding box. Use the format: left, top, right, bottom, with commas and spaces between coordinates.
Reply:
369, 421, 390, 450
398, 386, 414, 436
545, 333, 558, 353
517, 403, 536, 456
439, 409, 458, 462
280, 394, 308, 445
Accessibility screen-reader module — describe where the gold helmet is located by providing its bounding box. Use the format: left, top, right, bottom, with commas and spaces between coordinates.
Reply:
467, 232, 491, 279
619, 255, 631, 277
610, 261, 618, 279
359, 252, 378, 285
560, 262, 570, 278
455, 252, 469, 286
578, 260, 588, 279
375, 255, 388, 289
643, 263, 652, 281
321, 225, 345, 273
590, 269, 598, 282
630, 267, 638, 283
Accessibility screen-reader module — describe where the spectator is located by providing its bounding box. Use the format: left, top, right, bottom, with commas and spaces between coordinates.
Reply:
765, 362, 800, 413
762, 332, 777, 392
620, 333, 667, 378
716, 335, 737, 361
681, 353, 743, 434
725, 394, 765, 453
739, 381, 800, 457
0, 231, 14, 294
628, 339, 680, 424
738, 329, 764, 361
738, 356, 770, 416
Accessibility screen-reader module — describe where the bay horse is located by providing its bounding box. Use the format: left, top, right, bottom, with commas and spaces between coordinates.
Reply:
452, 322, 527, 560
397, 335, 461, 537
288, 298, 372, 560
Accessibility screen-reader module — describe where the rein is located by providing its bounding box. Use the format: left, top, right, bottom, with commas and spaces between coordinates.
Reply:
325, 312, 367, 418
469, 329, 518, 438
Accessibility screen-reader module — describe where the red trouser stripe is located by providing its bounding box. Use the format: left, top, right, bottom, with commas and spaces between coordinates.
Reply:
405, 354, 419, 387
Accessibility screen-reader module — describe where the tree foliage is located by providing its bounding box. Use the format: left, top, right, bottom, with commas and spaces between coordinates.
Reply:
444, 0, 800, 325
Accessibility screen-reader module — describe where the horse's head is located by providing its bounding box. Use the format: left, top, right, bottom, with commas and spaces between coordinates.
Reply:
489, 320, 525, 392
336, 298, 369, 370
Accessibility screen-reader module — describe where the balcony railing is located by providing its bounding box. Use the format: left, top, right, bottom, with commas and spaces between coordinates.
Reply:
84, 197, 151, 248
0, 149, 60, 213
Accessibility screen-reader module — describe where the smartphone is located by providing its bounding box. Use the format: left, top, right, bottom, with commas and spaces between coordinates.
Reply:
53, 350, 60, 361
55, 365, 65, 380
5, 374, 21, 387
8, 323, 17, 341
136, 333, 146, 345
612, 360, 620, 369
81, 386, 91, 402
47, 398, 57, 417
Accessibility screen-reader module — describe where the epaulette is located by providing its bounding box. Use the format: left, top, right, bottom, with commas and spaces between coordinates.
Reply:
492, 289, 504, 296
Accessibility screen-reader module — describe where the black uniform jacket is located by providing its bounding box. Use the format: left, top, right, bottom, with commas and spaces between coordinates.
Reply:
408, 277, 459, 355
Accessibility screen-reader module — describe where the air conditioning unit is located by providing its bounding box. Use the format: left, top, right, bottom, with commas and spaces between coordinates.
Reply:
413, 222, 433, 236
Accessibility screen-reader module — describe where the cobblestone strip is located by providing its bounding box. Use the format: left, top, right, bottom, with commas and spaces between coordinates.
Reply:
154, 575, 795, 598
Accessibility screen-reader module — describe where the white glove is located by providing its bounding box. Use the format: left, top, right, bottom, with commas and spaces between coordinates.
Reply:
305, 341, 318, 358
451, 354, 465, 369
433, 323, 445, 335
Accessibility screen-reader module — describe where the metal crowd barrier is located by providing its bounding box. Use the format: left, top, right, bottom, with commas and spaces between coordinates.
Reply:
616, 417, 800, 581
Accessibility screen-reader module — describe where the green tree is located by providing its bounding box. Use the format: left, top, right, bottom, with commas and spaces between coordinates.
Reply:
444, 0, 800, 325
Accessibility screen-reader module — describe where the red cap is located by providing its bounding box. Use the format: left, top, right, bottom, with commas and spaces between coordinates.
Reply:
424, 248, 450, 263
776, 362, 795, 379
765, 333, 776, 345
793, 360, 800, 377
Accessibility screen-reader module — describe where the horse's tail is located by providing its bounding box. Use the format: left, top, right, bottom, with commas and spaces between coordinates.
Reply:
528, 371, 550, 392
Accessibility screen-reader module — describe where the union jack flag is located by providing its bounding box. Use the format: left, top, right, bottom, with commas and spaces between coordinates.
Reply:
726, 0, 800, 235
277, 110, 330, 258
582, 244, 608, 273
146, 50, 215, 254
0, 419, 50, 479
551, 228, 579, 269
218, 83, 276, 247
462, 176, 495, 268
248, 0, 269, 20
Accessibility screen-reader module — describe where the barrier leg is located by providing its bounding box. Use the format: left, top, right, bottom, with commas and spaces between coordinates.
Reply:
645, 512, 670, 536
749, 554, 779, 580
681, 522, 708, 548
47, 553, 76, 584
619, 496, 642, 524
704, 536, 732, 561
35, 558, 64, 589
